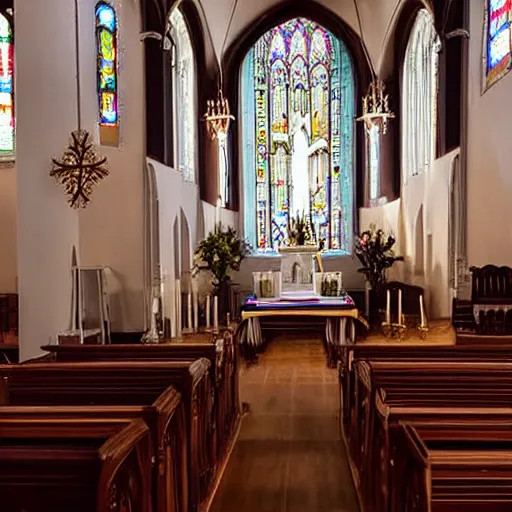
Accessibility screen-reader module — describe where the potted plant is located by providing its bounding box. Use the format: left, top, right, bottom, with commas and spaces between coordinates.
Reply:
354, 224, 403, 323
193, 223, 251, 318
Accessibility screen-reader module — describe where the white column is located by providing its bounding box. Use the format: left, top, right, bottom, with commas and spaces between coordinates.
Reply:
16, 0, 95, 360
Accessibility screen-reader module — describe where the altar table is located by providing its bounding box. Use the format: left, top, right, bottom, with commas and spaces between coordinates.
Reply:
237, 294, 368, 363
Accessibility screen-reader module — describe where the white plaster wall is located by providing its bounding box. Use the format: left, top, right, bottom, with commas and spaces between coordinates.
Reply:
78, 0, 146, 332
16, 0, 93, 360
467, 0, 512, 266
150, 157, 237, 337
360, 149, 459, 319
0, 166, 16, 292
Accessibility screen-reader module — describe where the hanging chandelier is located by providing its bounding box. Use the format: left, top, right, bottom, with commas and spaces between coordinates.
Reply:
353, 0, 395, 134
204, 89, 234, 141
356, 79, 395, 134
203, 0, 239, 141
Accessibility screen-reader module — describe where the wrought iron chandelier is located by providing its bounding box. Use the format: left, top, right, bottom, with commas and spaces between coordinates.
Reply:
357, 79, 395, 134
353, 0, 395, 134
204, 89, 234, 141
203, 0, 239, 140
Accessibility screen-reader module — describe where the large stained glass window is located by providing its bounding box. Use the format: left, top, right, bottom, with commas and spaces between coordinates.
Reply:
95, 3, 118, 131
241, 18, 354, 252
484, 0, 512, 90
170, 9, 196, 183
0, 14, 13, 158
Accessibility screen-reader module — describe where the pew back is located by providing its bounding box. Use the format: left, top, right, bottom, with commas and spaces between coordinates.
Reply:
401, 421, 512, 512
0, 418, 152, 512
0, 360, 212, 510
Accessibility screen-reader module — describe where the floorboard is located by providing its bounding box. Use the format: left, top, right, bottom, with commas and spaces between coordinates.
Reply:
210, 335, 359, 512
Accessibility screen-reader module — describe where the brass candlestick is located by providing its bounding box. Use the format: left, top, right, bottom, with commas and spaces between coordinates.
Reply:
382, 315, 406, 341
417, 324, 429, 340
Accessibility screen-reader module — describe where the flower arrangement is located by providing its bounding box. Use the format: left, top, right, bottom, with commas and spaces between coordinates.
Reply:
193, 223, 251, 291
287, 212, 313, 246
354, 224, 403, 290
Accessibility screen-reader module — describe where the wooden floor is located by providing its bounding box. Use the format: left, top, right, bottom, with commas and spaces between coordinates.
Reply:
210, 335, 359, 512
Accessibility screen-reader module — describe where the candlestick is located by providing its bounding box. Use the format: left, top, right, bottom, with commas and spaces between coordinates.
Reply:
397, 289, 402, 325
386, 289, 391, 324
193, 290, 199, 331
213, 296, 219, 330
206, 295, 211, 328
227, 312, 231, 326
152, 296, 159, 315
419, 295, 426, 327
187, 293, 192, 331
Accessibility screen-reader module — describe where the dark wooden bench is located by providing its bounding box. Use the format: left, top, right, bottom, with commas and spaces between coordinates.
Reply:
0, 417, 152, 512
0, 385, 187, 512
339, 343, 512, 436
469, 265, 512, 335
0, 359, 212, 511
400, 420, 512, 512
374, 394, 512, 512
351, 359, 512, 511
41, 333, 241, 463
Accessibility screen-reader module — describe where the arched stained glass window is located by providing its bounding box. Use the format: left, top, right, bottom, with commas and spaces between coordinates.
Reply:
170, 8, 196, 183
401, 9, 440, 183
0, 14, 14, 159
241, 18, 355, 252
484, 0, 512, 90
95, 2, 118, 141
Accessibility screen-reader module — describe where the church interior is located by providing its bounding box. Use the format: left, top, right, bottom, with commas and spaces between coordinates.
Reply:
1, 0, 512, 510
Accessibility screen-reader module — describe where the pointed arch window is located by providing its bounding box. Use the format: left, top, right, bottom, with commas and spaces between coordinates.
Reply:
95, 2, 119, 146
0, 13, 14, 160
169, 9, 197, 183
241, 18, 355, 252
484, 0, 512, 91
401, 9, 440, 183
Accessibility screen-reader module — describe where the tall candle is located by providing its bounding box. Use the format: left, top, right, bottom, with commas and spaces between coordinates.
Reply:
193, 290, 199, 331
386, 289, 391, 324
152, 296, 159, 315
206, 295, 211, 328
419, 295, 426, 327
187, 293, 192, 330
213, 296, 219, 330
397, 289, 402, 325
175, 279, 182, 337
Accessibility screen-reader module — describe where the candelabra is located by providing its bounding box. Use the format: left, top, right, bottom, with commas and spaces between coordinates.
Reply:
356, 79, 395, 135
204, 89, 235, 141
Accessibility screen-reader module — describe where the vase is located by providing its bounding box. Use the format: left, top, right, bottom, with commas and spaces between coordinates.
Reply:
367, 284, 386, 329
216, 279, 231, 326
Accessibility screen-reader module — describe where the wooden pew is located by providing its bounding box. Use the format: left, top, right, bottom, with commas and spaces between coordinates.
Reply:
0, 417, 152, 512
400, 420, 512, 512
338, 343, 512, 436
374, 395, 512, 512
352, 360, 512, 511
0, 386, 187, 512
341, 350, 512, 481
41, 333, 241, 462
0, 359, 212, 511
